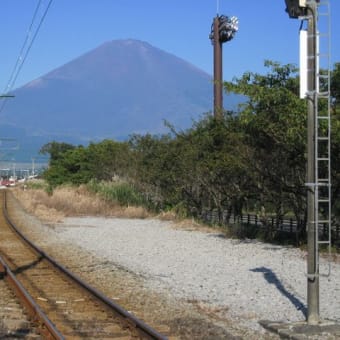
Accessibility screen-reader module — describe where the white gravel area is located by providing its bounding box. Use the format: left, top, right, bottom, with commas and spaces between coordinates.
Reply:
56, 216, 340, 332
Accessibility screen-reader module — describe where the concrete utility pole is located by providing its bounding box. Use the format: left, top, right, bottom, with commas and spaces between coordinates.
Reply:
306, 0, 319, 325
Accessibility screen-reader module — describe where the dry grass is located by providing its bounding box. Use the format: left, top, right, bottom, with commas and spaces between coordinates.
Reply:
11, 184, 150, 223
156, 210, 178, 221
11, 182, 220, 235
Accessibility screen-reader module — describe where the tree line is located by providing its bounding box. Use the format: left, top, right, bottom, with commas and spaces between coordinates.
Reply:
40, 61, 340, 238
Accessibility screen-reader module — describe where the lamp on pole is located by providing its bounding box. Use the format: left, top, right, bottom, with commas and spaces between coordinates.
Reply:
209, 14, 238, 119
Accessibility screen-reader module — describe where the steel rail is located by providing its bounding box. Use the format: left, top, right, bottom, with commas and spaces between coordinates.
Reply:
2, 190, 168, 340
0, 256, 64, 339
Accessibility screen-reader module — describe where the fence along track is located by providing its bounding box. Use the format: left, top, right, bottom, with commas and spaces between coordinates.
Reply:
0, 190, 168, 339
200, 210, 340, 244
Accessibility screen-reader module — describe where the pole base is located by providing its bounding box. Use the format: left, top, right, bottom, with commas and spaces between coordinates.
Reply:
259, 319, 340, 339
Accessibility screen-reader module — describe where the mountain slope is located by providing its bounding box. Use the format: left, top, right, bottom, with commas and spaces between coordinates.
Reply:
4, 39, 217, 139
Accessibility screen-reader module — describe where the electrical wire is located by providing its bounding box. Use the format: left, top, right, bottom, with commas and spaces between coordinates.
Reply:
0, 0, 54, 113
3, 0, 43, 95
9, 0, 54, 90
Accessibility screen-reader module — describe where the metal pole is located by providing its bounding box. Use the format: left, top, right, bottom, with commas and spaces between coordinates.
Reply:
306, 1, 319, 325
213, 16, 223, 119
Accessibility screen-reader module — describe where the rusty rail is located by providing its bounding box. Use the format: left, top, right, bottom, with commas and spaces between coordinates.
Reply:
2, 190, 168, 340
0, 256, 64, 339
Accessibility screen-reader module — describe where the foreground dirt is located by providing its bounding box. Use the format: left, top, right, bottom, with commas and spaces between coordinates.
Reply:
8, 188, 279, 339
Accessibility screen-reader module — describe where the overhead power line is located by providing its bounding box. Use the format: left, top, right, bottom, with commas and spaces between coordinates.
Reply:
3, 0, 43, 95
0, 0, 54, 113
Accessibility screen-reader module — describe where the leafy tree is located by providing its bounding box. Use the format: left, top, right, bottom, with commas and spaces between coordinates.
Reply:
86, 140, 131, 181
330, 63, 340, 218
224, 61, 307, 239
128, 114, 250, 220
40, 141, 75, 165
331, 62, 340, 108
129, 133, 179, 210
176, 114, 249, 220
41, 143, 91, 187
61, 146, 92, 185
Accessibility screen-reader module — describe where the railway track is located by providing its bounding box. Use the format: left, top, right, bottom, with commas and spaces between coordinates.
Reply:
0, 272, 43, 338
0, 190, 168, 339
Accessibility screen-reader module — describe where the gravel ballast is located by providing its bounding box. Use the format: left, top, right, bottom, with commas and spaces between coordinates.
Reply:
54, 216, 340, 333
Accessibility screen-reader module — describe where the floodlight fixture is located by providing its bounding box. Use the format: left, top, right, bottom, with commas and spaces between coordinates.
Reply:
209, 15, 239, 44
284, 0, 307, 18
284, 0, 320, 19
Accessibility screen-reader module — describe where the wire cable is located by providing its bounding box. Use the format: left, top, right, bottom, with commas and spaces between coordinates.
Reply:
3, 0, 43, 95
10, 0, 54, 90
0, 0, 54, 113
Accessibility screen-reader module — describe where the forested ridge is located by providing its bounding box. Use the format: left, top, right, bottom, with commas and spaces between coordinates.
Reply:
40, 62, 340, 243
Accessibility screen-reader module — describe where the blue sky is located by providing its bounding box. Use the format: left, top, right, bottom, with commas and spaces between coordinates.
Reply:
0, 0, 339, 91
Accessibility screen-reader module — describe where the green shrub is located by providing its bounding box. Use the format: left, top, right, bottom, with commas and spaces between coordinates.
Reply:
87, 179, 147, 207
